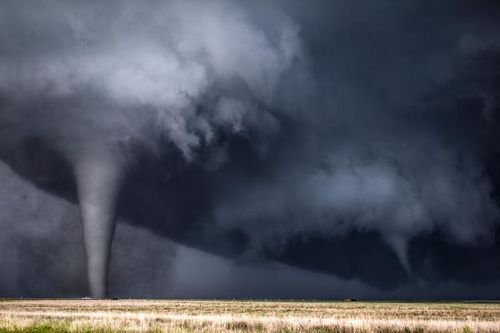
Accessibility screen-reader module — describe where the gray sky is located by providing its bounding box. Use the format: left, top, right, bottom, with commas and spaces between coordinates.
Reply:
1, 0, 500, 298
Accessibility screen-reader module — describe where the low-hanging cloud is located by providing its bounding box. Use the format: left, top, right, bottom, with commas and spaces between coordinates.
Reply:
0, 0, 308, 159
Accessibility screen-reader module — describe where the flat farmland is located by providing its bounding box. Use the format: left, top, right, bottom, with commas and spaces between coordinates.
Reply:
1, 299, 499, 333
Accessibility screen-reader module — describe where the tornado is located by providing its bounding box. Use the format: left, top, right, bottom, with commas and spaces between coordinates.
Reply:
73, 148, 124, 298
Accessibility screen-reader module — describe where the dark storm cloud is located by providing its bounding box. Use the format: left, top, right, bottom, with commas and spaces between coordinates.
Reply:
1, 0, 500, 297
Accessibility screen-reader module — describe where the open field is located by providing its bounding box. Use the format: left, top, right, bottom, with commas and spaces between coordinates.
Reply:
1, 299, 500, 333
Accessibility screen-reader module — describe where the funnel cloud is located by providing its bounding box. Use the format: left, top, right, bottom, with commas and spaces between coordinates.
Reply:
1, 0, 500, 298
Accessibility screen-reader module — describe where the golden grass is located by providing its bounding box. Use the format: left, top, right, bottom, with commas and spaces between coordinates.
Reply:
0, 299, 499, 332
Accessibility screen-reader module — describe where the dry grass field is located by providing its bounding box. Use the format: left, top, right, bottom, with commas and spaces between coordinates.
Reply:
0, 299, 499, 333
